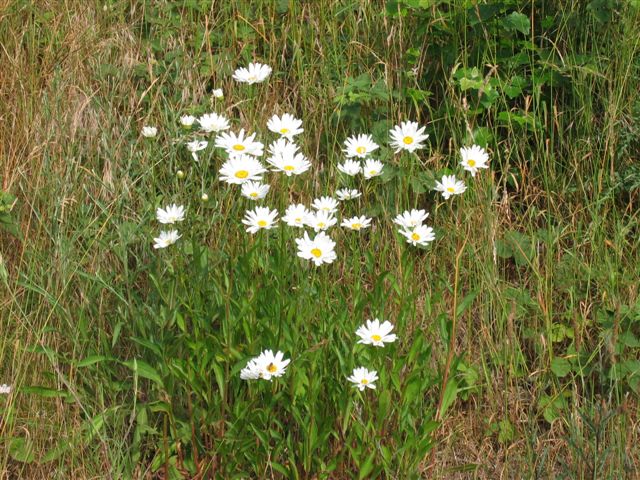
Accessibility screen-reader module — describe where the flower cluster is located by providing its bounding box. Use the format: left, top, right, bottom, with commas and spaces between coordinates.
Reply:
139, 61, 492, 394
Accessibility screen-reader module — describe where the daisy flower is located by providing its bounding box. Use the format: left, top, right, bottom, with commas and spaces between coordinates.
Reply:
198, 113, 230, 134
311, 196, 339, 214
343, 134, 379, 159
232, 62, 272, 84
355, 319, 397, 347
307, 210, 337, 232
241, 181, 270, 200
434, 174, 466, 199
348, 367, 378, 391
393, 209, 429, 229
153, 230, 181, 249
336, 188, 361, 201
295, 231, 337, 266
218, 156, 267, 185
337, 159, 362, 176
242, 206, 278, 234
241, 350, 290, 381
141, 126, 157, 138
341, 215, 372, 231
187, 140, 208, 161
267, 141, 311, 176
460, 144, 490, 177
156, 204, 186, 224
283, 203, 311, 228
389, 121, 429, 153
362, 159, 384, 179
180, 115, 196, 127
400, 224, 435, 247
267, 113, 304, 140
215, 129, 264, 158
0, 384, 11, 395
212, 88, 224, 98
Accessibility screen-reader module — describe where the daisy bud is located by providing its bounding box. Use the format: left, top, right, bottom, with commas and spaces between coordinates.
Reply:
176, 170, 185, 179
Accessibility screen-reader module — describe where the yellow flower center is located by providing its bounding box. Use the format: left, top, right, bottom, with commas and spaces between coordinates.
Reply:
356, 146, 366, 154
467, 159, 476, 167
294, 217, 302, 223
411, 233, 420, 241
317, 222, 326, 228
310, 248, 322, 258
267, 363, 277, 373
352, 223, 362, 230
371, 334, 382, 341
250, 192, 258, 198
284, 165, 295, 171
403, 136, 414, 145
369, 170, 377, 176
280, 128, 289, 134
257, 220, 268, 227
235, 170, 249, 179
447, 187, 455, 193
361, 379, 369, 385
232, 144, 246, 151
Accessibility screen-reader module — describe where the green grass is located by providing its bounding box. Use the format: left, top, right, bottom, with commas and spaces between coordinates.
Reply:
1, 0, 640, 478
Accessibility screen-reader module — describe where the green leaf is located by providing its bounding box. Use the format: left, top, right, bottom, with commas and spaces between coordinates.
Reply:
502, 12, 530, 35
456, 290, 478, 318
21, 386, 70, 399
440, 378, 458, 417
551, 357, 571, 378
9, 438, 35, 463
77, 355, 111, 367
123, 359, 164, 388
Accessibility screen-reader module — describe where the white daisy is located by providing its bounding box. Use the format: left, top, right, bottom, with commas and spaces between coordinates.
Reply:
460, 144, 490, 177
355, 319, 397, 347
311, 196, 339, 214
156, 204, 186, 224
362, 159, 384, 179
242, 206, 278, 234
267, 113, 304, 140
343, 134, 379, 159
267, 141, 311, 176
241, 181, 270, 200
400, 224, 435, 247
219, 156, 267, 184
212, 88, 224, 98
141, 126, 157, 138
389, 121, 429, 153
282, 204, 312, 228
232, 62, 272, 84
187, 140, 208, 161
341, 215, 372, 231
198, 113, 230, 134
241, 350, 290, 381
393, 209, 429, 229
0, 384, 11, 395
295, 231, 337, 266
153, 230, 181, 249
215, 129, 264, 158
336, 188, 361, 201
307, 210, 337, 232
348, 367, 378, 391
180, 115, 196, 127
337, 159, 362, 176
434, 174, 466, 199
240, 359, 261, 380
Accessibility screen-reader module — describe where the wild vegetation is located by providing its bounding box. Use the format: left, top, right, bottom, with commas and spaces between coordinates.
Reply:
1, 0, 639, 478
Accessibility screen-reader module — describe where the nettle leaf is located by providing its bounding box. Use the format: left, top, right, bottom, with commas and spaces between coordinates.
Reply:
502, 12, 531, 35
